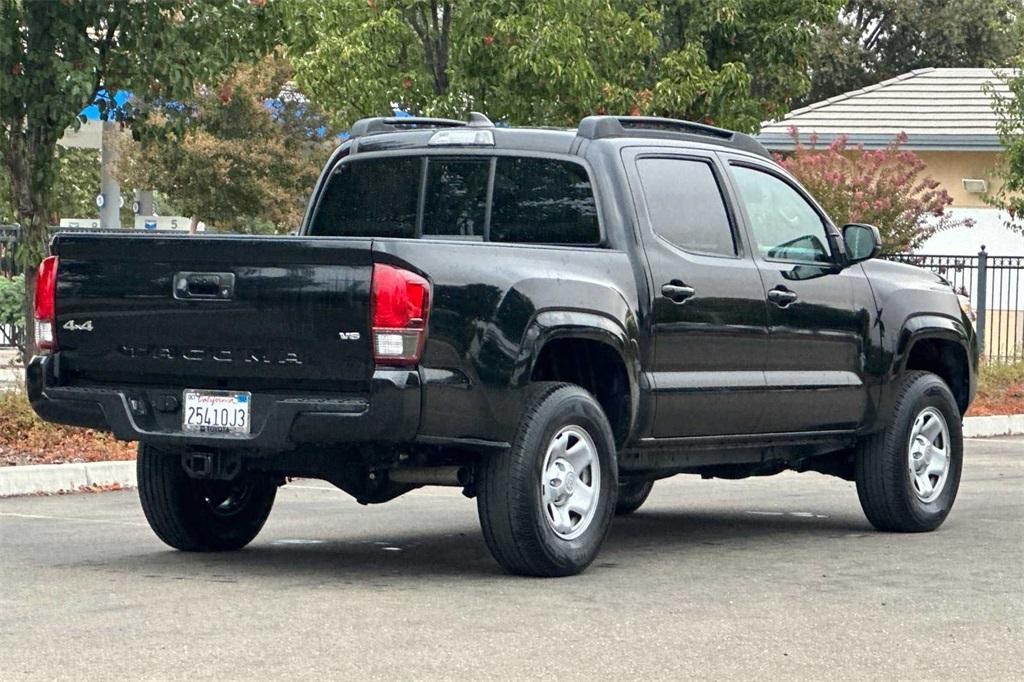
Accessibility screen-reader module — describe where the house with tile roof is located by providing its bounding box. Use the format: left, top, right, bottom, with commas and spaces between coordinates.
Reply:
757, 67, 1023, 257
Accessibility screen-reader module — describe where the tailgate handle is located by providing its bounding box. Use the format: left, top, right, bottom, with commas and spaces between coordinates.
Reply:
174, 272, 235, 300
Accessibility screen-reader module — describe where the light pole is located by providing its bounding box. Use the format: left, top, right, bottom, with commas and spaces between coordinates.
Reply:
99, 119, 121, 229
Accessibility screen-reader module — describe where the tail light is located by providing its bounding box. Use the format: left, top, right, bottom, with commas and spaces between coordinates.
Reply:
34, 255, 58, 352
371, 263, 430, 366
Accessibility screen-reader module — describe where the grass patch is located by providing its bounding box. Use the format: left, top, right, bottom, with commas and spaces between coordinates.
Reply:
0, 387, 135, 466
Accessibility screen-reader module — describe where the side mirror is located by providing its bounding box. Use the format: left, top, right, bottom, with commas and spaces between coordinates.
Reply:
842, 223, 882, 264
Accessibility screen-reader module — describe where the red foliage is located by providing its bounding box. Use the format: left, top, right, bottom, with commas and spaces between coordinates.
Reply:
777, 128, 971, 251
0, 389, 136, 467
968, 384, 1024, 416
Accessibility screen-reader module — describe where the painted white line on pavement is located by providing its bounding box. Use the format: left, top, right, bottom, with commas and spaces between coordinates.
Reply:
966, 437, 1024, 445
285, 482, 462, 498
0, 511, 148, 527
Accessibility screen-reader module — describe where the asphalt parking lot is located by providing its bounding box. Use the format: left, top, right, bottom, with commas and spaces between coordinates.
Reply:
2, 437, 1021, 680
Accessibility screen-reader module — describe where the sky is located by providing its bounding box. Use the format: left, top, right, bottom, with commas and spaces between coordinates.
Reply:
79, 90, 131, 121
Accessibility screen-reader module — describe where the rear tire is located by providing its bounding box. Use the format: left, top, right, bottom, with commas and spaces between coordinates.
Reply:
477, 383, 618, 577
137, 444, 277, 551
615, 480, 654, 516
855, 371, 963, 532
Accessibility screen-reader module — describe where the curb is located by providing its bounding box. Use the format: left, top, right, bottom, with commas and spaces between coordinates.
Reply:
963, 414, 1024, 438
0, 460, 136, 498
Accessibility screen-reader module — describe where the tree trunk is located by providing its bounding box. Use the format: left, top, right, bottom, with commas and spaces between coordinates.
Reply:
406, 2, 452, 97
22, 265, 37, 359
15, 212, 51, 359
3, 137, 58, 358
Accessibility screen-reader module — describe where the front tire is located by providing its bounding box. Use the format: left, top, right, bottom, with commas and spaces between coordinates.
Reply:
855, 371, 963, 532
137, 444, 277, 551
476, 383, 618, 577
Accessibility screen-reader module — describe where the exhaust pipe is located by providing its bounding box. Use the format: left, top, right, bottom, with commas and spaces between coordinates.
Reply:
388, 466, 469, 487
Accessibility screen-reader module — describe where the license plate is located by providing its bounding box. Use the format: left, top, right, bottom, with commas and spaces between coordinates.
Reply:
182, 390, 251, 436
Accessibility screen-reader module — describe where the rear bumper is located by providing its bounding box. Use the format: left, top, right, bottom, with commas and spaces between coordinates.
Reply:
26, 355, 420, 451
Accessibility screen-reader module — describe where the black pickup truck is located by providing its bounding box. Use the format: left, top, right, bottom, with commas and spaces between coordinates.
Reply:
28, 114, 977, 576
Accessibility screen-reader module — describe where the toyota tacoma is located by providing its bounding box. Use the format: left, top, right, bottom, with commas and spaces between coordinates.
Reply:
27, 114, 978, 576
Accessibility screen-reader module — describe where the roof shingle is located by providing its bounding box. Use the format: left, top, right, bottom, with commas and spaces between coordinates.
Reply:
756, 67, 1017, 151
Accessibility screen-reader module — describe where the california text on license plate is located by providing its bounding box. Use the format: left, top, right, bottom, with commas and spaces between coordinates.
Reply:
182, 390, 251, 436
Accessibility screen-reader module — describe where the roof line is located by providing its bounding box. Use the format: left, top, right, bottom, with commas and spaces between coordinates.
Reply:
756, 131, 1004, 152
781, 68, 935, 119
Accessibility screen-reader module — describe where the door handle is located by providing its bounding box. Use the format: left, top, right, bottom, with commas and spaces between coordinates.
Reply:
767, 286, 798, 307
174, 272, 236, 300
661, 282, 696, 303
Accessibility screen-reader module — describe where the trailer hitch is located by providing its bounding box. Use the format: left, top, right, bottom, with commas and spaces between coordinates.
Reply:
181, 450, 242, 480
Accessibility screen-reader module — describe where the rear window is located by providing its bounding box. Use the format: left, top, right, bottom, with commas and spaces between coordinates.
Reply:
422, 158, 490, 239
491, 157, 599, 244
309, 155, 600, 245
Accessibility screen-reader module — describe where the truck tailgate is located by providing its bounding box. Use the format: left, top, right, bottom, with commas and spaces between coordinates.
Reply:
51, 233, 374, 393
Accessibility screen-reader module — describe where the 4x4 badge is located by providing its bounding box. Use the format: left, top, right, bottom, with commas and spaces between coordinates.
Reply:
63, 319, 94, 332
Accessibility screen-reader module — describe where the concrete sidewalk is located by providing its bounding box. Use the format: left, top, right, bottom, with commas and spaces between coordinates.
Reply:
0, 366, 21, 389
0, 348, 21, 390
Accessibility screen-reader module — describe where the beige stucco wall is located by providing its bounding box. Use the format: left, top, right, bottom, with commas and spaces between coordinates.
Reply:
913, 151, 1004, 209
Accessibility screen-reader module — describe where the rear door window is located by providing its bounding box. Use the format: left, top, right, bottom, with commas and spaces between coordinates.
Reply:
309, 155, 600, 245
635, 157, 737, 257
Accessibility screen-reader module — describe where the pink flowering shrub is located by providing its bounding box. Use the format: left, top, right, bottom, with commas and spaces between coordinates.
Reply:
777, 128, 971, 252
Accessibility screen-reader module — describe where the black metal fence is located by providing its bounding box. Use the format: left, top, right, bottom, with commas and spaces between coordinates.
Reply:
886, 248, 1023, 363
0, 224, 19, 278
0, 225, 23, 351
0, 321, 24, 353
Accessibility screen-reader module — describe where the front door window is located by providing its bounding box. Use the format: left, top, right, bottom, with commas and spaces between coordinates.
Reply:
729, 165, 832, 265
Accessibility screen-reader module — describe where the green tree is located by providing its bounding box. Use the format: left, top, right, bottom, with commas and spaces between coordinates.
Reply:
0, 0, 280, 350
991, 57, 1024, 233
805, 0, 1021, 104
286, 0, 841, 132
1, 147, 101, 225
121, 53, 335, 234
